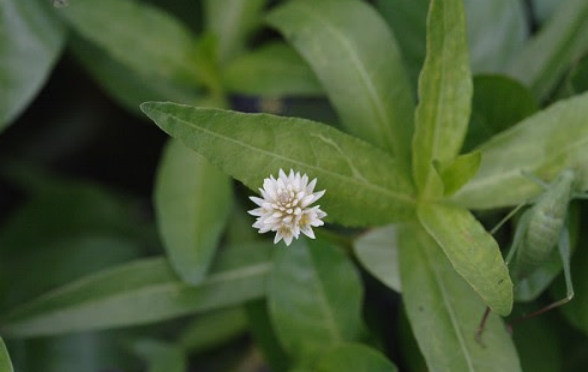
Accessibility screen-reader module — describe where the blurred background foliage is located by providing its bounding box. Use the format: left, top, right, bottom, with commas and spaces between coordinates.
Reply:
1, 0, 588, 371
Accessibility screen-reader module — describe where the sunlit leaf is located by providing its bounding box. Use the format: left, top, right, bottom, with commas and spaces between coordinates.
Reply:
434, 151, 481, 196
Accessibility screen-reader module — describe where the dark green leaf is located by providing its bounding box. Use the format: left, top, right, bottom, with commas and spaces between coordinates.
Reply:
176, 308, 247, 353
222, 43, 322, 97
268, 238, 364, 362
0, 336, 13, 372
316, 343, 398, 372
204, 0, 267, 63
453, 92, 588, 209
417, 203, 513, 315
399, 224, 522, 372
353, 225, 401, 292
559, 235, 588, 335
141, 103, 417, 226
412, 0, 472, 197
513, 315, 562, 372
245, 300, 291, 372
434, 151, 481, 196
463, 74, 539, 152
2, 242, 273, 337
132, 339, 186, 372
59, 0, 206, 87
0, 0, 65, 130
268, 0, 414, 164
71, 36, 203, 116
508, 0, 588, 100
155, 140, 232, 284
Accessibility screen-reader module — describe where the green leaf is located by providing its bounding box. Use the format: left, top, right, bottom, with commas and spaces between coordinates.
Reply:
434, 151, 481, 196
141, 103, 417, 227
0, 336, 13, 372
412, 0, 473, 197
463, 0, 527, 73
222, 43, 322, 97
316, 343, 398, 372
399, 224, 522, 372
2, 243, 273, 337
268, 238, 364, 362
417, 203, 513, 315
268, 0, 414, 163
58, 0, 206, 87
245, 300, 291, 372
204, 0, 267, 63
155, 140, 232, 285
176, 308, 247, 353
508, 0, 588, 100
353, 225, 401, 292
453, 92, 588, 210
0, 0, 65, 130
132, 339, 186, 372
463, 74, 539, 152
70, 36, 203, 116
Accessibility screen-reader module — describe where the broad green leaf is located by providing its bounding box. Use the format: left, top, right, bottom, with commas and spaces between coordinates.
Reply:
268, 238, 364, 362
417, 203, 513, 315
204, 0, 267, 63
268, 0, 415, 164
508, 0, 588, 100
176, 308, 247, 353
58, 0, 207, 87
0, 0, 65, 130
132, 340, 186, 372
141, 103, 417, 226
316, 343, 398, 372
376, 0, 526, 85
434, 151, 481, 196
0, 336, 13, 372
353, 225, 401, 292
412, 0, 473, 197
513, 314, 562, 372
398, 308, 428, 372
222, 43, 322, 97
245, 300, 291, 372
155, 140, 232, 285
453, 92, 588, 209
463, 74, 539, 152
399, 224, 522, 372
71, 36, 203, 116
2, 243, 273, 337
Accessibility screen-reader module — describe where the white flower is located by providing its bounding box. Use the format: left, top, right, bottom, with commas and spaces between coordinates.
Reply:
248, 169, 327, 246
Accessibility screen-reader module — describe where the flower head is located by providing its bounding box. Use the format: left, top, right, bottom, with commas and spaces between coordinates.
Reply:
248, 169, 327, 246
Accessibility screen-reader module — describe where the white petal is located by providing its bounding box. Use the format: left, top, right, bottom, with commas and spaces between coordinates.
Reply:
301, 225, 316, 239
283, 233, 294, 246
273, 231, 283, 244
300, 194, 315, 208
248, 208, 263, 216
249, 196, 265, 206
306, 178, 317, 193
311, 189, 325, 203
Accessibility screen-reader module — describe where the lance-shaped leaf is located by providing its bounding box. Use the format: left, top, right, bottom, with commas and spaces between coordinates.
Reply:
399, 224, 522, 372
434, 151, 481, 196
453, 91, 588, 209
222, 43, 322, 97
417, 203, 513, 315
267, 0, 414, 163
0, 0, 65, 131
317, 344, 398, 372
412, 0, 473, 197
268, 238, 364, 363
204, 0, 267, 63
353, 225, 401, 292
58, 0, 207, 87
508, 0, 588, 100
141, 103, 417, 227
1, 243, 273, 337
0, 337, 13, 372
155, 140, 232, 285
